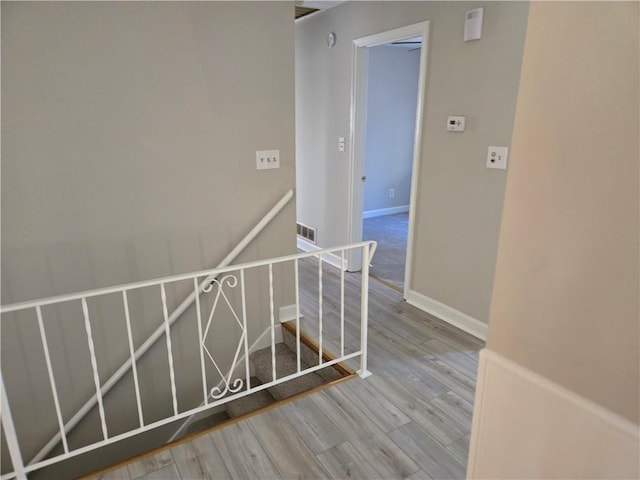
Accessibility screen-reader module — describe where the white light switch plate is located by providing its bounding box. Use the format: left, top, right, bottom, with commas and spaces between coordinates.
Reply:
486, 146, 508, 170
447, 116, 466, 132
256, 150, 280, 170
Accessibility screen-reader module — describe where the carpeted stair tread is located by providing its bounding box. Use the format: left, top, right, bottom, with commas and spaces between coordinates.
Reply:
226, 376, 275, 418
268, 372, 325, 400
174, 328, 348, 443
282, 324, 343, 382
251, 343, 326, 400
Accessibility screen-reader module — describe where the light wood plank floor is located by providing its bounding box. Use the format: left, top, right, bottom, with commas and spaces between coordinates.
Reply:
92, 256, 484, 480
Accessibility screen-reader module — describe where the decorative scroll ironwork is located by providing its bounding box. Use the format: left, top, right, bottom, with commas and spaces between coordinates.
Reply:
201, 275, 246, 400
0, 239, 375, 480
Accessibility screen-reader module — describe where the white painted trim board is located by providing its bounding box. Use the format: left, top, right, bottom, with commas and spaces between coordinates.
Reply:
296, 237, 348, 270
405, 289, 487, 341
346, 20, 431, 301
362, 205, 409, 219
468, 349, 640, 479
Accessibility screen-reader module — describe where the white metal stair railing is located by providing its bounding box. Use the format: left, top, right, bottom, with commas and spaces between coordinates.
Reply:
0, 240, 377, 480
25, 189, 294, 468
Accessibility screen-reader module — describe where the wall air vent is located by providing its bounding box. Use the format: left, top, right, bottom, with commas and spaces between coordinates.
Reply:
296, 222, 317, 244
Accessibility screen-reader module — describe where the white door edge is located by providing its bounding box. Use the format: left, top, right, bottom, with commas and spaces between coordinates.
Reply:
346, 20, 431, 301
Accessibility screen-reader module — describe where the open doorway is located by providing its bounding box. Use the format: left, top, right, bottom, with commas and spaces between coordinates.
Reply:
347, 21, 430, 298
362, 37, 421, 291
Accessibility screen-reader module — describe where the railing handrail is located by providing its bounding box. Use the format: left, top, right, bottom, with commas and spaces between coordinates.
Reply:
1, 241, 375, 314
1, 239, 377, 480
1, 190, 297, 314
20, 189, 296, 466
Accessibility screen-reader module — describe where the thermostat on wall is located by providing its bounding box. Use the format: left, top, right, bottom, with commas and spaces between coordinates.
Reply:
464, 7, 484, 42
447, 116, 466, 132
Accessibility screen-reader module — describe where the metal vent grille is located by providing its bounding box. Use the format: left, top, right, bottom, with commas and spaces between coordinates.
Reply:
296, 222, 317, 244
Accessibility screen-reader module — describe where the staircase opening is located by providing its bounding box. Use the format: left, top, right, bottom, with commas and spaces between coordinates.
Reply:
1, 241, 376, 480
175, 320, 354, 441
39, 321, 355, 480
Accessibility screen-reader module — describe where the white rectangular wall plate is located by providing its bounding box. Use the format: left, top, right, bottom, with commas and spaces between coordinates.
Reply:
447, 116, 466, 132
487, 146, 508, 170
338, 137, 345, 152
464, 7, 484, 42
256, 150, 280, 170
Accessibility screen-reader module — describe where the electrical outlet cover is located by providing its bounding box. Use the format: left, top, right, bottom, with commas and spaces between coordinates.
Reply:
486, 146, 508, 170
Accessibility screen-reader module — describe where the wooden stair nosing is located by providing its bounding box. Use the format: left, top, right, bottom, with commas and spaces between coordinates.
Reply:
80, 323, 356, 480
281, 320, 356, 377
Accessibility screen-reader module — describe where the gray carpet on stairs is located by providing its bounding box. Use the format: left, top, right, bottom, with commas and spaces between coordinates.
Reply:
250, 343, 326, 400
180, 327, 346, 437
363, 212, 408, 289
282, 324, 343, 382
225, 376, 275, 418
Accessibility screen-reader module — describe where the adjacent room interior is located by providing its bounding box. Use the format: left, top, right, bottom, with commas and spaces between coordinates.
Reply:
361, 37, 421, 291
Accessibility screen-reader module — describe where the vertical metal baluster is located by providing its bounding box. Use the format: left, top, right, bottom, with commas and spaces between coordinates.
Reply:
122, 292, 144, 428
340, 249, 345, 358
81, 298, 109, 439
358, 244, 372, 378
318, 254, 323, 365
193, 278, 208, 405
160, 284, 178, 416
269, 264, 276, 382
240, 270, 251, 390
294, 259, 301, 373
1, 373, 26, 480
35, 306, 69, 453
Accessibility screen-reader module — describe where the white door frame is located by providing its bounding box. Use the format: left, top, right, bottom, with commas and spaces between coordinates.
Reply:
346, 20, 430, 298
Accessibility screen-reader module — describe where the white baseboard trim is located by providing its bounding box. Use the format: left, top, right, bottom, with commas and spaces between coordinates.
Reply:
405, 289, 487, 341
279, 304, 298, 323
363, 205, 409, 219
468, 349, 640, 479
296, 238, 347, 270
483, 349, 638, 437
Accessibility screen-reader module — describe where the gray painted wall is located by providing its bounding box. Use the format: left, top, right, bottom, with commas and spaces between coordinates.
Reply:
471, 4, 639, 476
295, 1, 529, 324
486, 1, 639, 424
363, 45, 419, 213
1, 1, 295, 466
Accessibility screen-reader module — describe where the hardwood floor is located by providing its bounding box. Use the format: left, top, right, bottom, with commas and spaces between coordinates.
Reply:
90, 256, 484, 480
